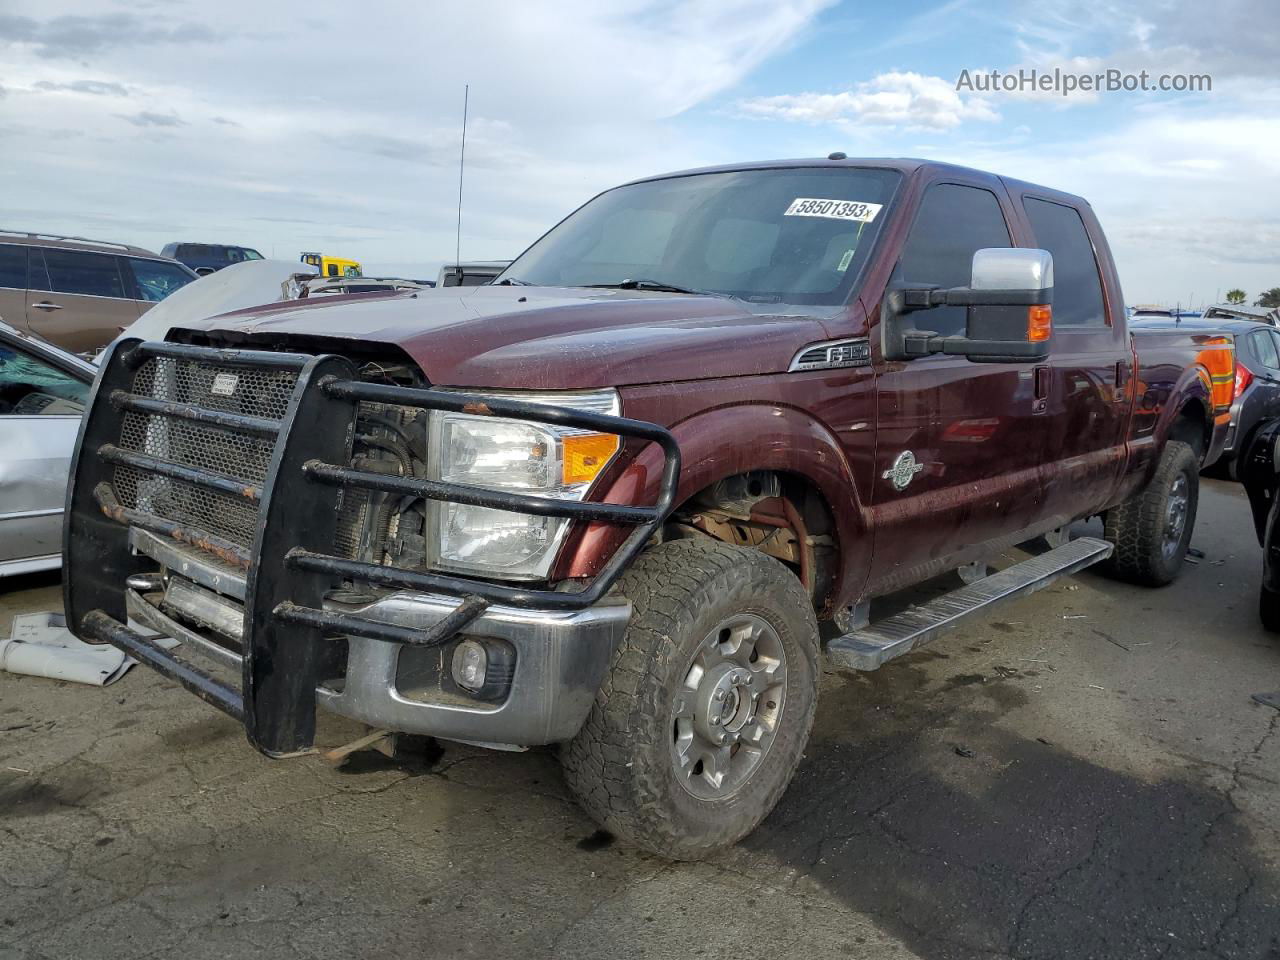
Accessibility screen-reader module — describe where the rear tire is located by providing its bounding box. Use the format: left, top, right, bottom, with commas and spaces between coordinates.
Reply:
1102, 440, 1199, 586
561, 538, 819, 860
1260, 587, 1280, 633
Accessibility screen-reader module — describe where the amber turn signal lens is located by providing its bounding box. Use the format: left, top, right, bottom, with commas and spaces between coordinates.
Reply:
1027, 305, 1052, 342
562, 432, 620, 485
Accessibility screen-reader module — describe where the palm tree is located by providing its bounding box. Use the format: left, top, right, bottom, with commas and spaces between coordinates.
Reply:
1225, 289, 1247, 304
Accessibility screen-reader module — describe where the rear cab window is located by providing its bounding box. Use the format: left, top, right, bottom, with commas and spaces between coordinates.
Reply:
1023, 197, 1108, 327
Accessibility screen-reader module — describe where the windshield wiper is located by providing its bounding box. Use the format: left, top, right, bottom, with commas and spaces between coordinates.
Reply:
494, 277, 533, 286
584, 278, 731, 298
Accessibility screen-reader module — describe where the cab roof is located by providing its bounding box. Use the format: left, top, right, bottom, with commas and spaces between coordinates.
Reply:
623, 157, 1091, 210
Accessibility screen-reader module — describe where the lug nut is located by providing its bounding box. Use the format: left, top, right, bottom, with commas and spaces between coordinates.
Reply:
714, 690, 725, 701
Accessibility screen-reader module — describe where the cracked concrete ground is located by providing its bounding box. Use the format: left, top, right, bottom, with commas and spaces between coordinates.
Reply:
2, 477, 1278, 959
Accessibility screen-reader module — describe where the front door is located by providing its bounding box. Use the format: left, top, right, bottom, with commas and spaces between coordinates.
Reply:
866, 178, 1049, 596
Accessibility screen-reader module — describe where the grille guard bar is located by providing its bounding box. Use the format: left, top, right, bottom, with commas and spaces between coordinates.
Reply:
64, 338, 681, 756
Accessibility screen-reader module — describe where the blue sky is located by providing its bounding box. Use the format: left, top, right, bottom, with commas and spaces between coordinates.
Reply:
1, 0, 1276, 305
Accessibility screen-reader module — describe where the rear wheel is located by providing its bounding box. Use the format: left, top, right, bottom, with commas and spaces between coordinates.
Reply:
1260, 587, 1280, 633
1102, 440, 1199, 586
560, 538, 819, 859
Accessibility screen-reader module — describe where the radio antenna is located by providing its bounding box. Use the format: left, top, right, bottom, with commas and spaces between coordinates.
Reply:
455, 84, 469, 273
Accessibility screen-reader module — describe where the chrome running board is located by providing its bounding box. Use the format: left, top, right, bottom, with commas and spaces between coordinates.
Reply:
827, 537, 1113, 671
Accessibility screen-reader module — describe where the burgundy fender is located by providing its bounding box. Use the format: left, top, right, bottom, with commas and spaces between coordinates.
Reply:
1120, 359, 1218, 503
557, 403, 871, 612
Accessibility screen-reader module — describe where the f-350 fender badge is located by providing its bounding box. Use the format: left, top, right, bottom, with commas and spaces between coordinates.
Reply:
882, 450, 924, 491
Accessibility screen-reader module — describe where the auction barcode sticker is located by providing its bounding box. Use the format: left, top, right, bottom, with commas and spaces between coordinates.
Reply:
784, 198, 882, 222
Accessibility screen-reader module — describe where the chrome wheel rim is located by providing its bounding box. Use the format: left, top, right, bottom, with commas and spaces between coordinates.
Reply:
1163, 473, 1189, 560
669, 613, 787, 800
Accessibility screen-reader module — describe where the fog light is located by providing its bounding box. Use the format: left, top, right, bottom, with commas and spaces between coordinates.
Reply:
451, 639, 488, 692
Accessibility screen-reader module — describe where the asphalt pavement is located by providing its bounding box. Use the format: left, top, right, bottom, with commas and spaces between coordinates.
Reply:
1, 477, 1277, 959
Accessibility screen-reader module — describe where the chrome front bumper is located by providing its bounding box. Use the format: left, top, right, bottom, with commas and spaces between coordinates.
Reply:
316, 592, 629, 746
127, 529, 630, 748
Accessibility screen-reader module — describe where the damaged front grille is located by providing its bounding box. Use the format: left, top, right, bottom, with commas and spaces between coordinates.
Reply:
114, 355, 297, 549
111, 353, 423, 566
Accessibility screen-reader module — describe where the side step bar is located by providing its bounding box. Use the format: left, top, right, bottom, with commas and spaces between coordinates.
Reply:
827, 537, 1113, 671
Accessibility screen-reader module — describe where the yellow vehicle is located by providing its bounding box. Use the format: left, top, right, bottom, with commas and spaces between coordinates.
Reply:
300, 252, 363, 279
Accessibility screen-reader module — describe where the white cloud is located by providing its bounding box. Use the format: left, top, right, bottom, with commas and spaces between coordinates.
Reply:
738, 71, 999, 131
1007, 0, 1280, 100
0, 0, 834, 269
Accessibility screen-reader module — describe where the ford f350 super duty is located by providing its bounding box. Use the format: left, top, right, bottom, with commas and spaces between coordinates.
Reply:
65, 158, 1235, 857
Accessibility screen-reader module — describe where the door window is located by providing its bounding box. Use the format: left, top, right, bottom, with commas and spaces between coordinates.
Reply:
27, 248, 51, 291
127, 257, 197, 302
0, 343, 89, 415
0, 244, 25, 290
1269, 329, 1280, 367
1252, 330, 1280, 370
42, 249, 126, 299
1024, 198, 1107, 327
895, 183, 1012, 337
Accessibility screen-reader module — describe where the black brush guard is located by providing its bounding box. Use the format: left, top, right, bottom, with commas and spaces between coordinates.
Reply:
64, 339, 680, 757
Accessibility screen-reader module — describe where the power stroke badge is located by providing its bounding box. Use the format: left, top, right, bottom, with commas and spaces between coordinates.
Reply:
882, 450, 924, 491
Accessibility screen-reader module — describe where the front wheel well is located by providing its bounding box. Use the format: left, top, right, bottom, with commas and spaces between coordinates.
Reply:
664, 471, 839, 618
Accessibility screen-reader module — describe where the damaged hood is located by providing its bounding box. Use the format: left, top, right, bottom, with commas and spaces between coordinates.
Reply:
177, 284, 835, 389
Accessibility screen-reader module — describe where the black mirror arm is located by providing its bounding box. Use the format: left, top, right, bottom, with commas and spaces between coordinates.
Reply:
899, 330, 1043, 358
893, 284, 1050, 312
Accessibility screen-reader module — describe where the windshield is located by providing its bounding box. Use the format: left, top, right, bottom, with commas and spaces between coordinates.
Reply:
502, 166, 900, 309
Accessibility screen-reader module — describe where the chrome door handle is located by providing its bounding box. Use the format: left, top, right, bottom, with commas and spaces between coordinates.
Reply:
30, 301, 63, 311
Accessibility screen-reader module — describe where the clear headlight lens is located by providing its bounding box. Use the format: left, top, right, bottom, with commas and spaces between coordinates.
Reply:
427, 389, 621, 579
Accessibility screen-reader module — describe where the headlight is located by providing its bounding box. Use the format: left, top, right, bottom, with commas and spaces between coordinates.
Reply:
426, 389, 621, 579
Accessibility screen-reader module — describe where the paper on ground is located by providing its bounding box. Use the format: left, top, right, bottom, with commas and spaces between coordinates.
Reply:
0, 612, 176, 686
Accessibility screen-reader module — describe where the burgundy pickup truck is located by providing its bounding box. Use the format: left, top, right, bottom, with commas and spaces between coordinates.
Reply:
65, 157, 1234, 857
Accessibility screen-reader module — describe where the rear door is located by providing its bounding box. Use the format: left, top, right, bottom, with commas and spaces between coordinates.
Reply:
867, 176, 1050, 594
27, 247, 143, 353
1015, 194, 1131, 523
0, 332, 91, 570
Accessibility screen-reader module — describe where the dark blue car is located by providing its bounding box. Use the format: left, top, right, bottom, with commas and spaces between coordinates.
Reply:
161, 242, 264, 276
1132, 316, 1280, 479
